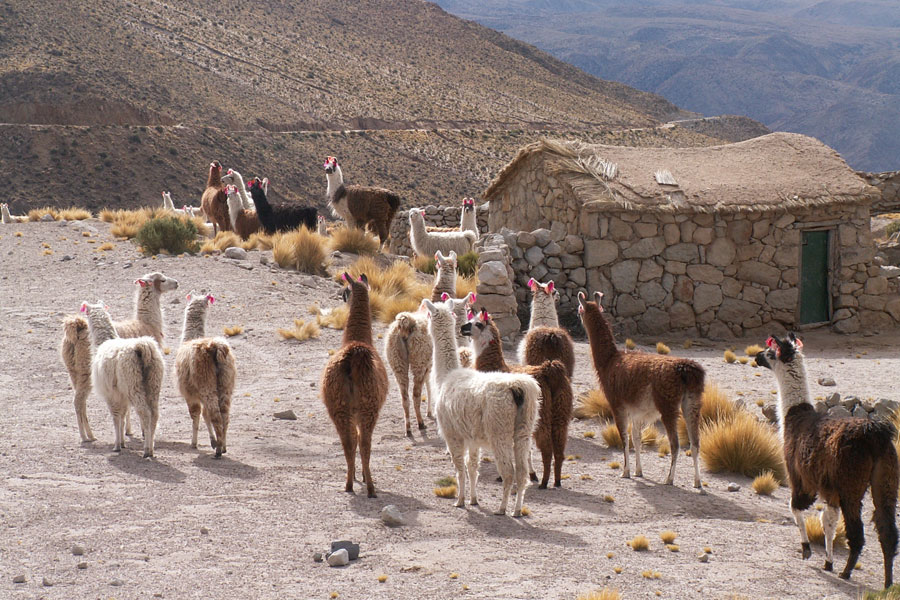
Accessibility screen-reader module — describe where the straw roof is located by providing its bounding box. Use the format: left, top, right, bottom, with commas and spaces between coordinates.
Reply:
483, 132, 878, 213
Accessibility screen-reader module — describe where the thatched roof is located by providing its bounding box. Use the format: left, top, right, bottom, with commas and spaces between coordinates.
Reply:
483, 132, 878, 213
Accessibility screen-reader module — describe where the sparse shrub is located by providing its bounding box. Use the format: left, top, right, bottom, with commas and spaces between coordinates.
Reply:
313, 305, 350, 330
434, 475, 458, 498
700, 412, 786, 482
201, 231, 242, 254
328, 226, 380, 255
656, 342, 670, 355
666, 544, 680, 552
724, 350, 737, 363
625, 338, 636, 350
738, 356, 749, 364
224, 325, 244, 337
805, 513, 847, 548
583, 431, 596, 439
97, 242, 114, 251
456, 275, 477, 300
377, 575, 387, 583
683, 339, 693, 349
657, 437, 671, 457
660, 530, 677, 544
574, 389, 612, 420
886, 220, 900, 238
278, 319, 320, 341
58, 207, 92, 220
28, 207, 59, 221
577, 589, 621, 600
413, 254, 436, 274
341, 256, 431, 323
641, 425, 659, 448
628, 535, 650, 551
520, 506, 531, 516
752, 471, 779, 495
609, 461, 620, 469
134, 215, 199, 256
603, 495, 614, 503
745, 344, 764, 356
272, 227, 327, 275
602, 422, 623, 448
456, 251, 479, 278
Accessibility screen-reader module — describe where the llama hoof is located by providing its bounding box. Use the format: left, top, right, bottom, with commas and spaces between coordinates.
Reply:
554, 481, 561, 488
454, 501, 466, 509
496, 475, 503, 482
824, 560, 833, 572
621, 472, 631, 479
512, 511, 522, 518
801, 543, 811, 560
405, 429, 413, 438
190, 443, 198, 449
538, 483, 548, 490
470, 500, 478, 506
214, 449, 223, 459
113, 446, 122, 453
494, 509, 507, 516
529, 472, 538, 482
838, 570, 852, 580
142, 451, 153, 459
418, 422, 427, 430
345, 484, 354, 493
664, 480, 674, 486
367, 491, 377, 499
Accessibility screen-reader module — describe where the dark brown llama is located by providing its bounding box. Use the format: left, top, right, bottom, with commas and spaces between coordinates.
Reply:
757, 333, 898, 588
201, 160, 230, 235
578, 291, 704, 488
324, 156, 400, 246
321, 273, 389, 497
518, 279, 575, 378
463, 308, 573, 489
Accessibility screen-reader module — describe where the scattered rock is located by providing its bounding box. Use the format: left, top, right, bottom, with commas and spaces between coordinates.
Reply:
72, 544, 85, 556
224, 247, 248, 260
814, 402, 828, 414
41, 213, 55, 222
12, 575, 26, 584
761, 404, 777, 423
828, 406, 852, 419
76, 562, 88, 570
313, 552, 324, 563
817, 377, 836, 387
331, 540, 360, 561
698, 553, 709, 563
58, 219, 69, 227
326, 548, 349, 567
381, 505, 404, 527
122, 262, 133, 269
60, 255, 74, 262
42, 577, 53, 587
841, 397, 859, 411
273, 410, 297, 420
200, 526, 209, 535
727, 482, 740, 492
852, 405, 868, 419
110, 579, 124, 587
260, 254, 270, 265
825, 392, 841, 407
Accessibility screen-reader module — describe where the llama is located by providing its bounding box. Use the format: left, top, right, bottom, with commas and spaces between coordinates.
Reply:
409, 209, 476, 258
225, 185, 260, 240
162, 192, 187, 216
578, 291, 704, 488
323, 156, 400, 246
1, 203, 25, 223
464, 308, 573, 489
317, 215, 328, 237
431, 251, 458, 302
439, 291, 476, 368
518, 279, 575, 378
201, 160, 230, 235
221, 169, 256, 210
246, 177, 317, 234
82, 302, 164, 458
423, 298, 540, 516
461, 197, 478, 236
757, 334, 898, 588
60, 272, 178, 442
175, 292, 236, 457
385, 309, 434, 436
321, 273, 389, 497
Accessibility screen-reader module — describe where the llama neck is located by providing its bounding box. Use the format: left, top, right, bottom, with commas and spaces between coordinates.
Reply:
473, 326, 509, 373
410, 214, 426, 237
461, 207, 477, 233
585, 311, 619, 373
207, 168, 222, 188
134, 286, 164, 338
434, 264, 456, 295
1, 205, 10, 223
317, 220, 327, 236
250, 187, 272, 220
430, 318, 461, 386
529, 296, 559, 329
87, 310, 118, 346
775, 357, 813, 436
231, 172, 252, 209
326, 168, 344, 199
342, 288, 373, 346
181, 303, 207, 343
163, 194, 174, 210
226, 194, 242, 230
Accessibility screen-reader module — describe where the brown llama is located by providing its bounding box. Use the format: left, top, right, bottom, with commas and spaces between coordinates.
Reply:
224, 185, 260, 240
323, 156, 400, 247
518, 279, 575, 378
201, 160, 230, 235
578, 291, 704, 488
321, 273, 389, 497
464, 308, 573, 489
757, 334, 898, 588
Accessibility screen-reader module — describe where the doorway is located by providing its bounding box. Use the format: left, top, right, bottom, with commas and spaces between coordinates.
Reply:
799, 230, 831, 324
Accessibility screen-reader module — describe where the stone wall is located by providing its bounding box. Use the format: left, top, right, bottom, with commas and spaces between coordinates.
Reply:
473, 232, 520, 339
861, 170, 900, 215
503, 203, 900, 338
388, 205, 489, 256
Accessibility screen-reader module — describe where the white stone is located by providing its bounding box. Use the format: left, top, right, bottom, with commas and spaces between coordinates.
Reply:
479, 261, 508, 286
224, 247, 248, 260
381, 505, 405, 527
327, 549, 350, 567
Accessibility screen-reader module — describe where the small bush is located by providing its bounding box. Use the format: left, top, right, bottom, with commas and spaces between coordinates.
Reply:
312, 305, 350, 330
577, 589, 621, 600
628, 535, 650, 551
641, 425, 659, 448
413, 254, 436, 274
134, 216, 199, 255
625, 338, 636, 350
805, 513, 847, 548
97, 242, 114, 251
683, 339, 693, 349
272, 227, 327, 275
328, 226, 380, 255
657, 437, 671, 457
608, 461, 620, 469
58, 207, 92, 220
724, 350, 737, 363
700, 412, 786, 482
660, 530, 677, 544
201, 231, 242, 254
602, 422, 623, 448
224, 325, 244, 337
434, 475, 458, 498
886, 220, 900, 238
745, 344, 764, 356
456, 251, 479, 278
656, 342, 670, 355
456, 275, 477, 300
666, 544, 680, 552
28, 207, 59, 221
583, 431, 596, 439
278, 319, 320, 341
603, 495, 614, 503
752, 471, 779, 495
574, 389, 612, 420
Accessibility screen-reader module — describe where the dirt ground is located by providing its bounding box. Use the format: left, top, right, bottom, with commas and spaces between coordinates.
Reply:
2, 220, 899, 600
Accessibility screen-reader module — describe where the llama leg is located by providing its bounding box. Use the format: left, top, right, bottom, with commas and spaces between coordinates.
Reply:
448, 440, 467, 508
466, 446, 480, 506
144, 405, 158, 459
660, 413, 680, 486
74, 385, 96, 442
112, 411, 125, 452
871, 459, 899, 589
203, 394, 225, 458
615, 415, 630, 479
535, 430, 552, 490
412, 372, 426, 431
188, 402, 202, 449
359, 419, 377, 498
552, 424, 567, 488
513, 433, 531, 517
631, 419, 643, 478
125, 407, 134, 436
791, 490, 815, 559
839, 498, 865, 580
494, 446, 516, 516
822, 504, 839, 572
397, 368, 412, 436
682, 393, 702, 489
424, 370, 434, 419
335, 418, 358, 493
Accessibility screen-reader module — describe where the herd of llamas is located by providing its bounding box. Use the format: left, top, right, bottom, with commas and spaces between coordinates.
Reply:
39, 156, 899, 591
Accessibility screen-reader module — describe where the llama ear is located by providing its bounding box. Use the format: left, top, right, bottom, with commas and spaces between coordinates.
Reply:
593, 291, 604, 305
422, 300, 437, 314
527, 278, 536, 289
547, 281, 555, 294
466, 292, 476, 305
577, 291, 586, 304
449, 250, 457, 260
441, 292, 450, 302
135, 279, 148, 287
206, 295, 215, 304
80, 302, 88, 313
358, 273, 369, 287
466, 309, 474, 321
420, 210, 425, 216
481, 307, 490, 322
434, 251, 441, 261
227, 169, 233, 175
341, 272, 350, 283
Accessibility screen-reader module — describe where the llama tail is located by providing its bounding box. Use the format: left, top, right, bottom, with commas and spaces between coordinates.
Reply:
61, 316, 90, 374
210, 342, 236, 403
675, 360, 705, 392
870, 425, 899, 587
511, 379, 541, 436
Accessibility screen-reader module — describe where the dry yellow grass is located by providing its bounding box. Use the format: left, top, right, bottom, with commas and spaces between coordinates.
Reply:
201, 231, 242, 253
738, 356, 749, 365
752, 471, 779, 495
577, 589, 621, 600
412, 253, 436, 274
377, 575, 388, 583
625, 338, 636, 350
28, 207, 59, 221
683, 339, 693, 349
272, 227, 328, 274
641, 570, 661, 579
666, 544, 680, 552
341, 257, 432, 323
656, 342, 670, 355
58, 207, 92, 220
456, 275, 477, 300
434, 485, 457, 498
609, 462, 620, 469
223, 325, 244, 337
583, 431, 596, 439
745, 344, 764, 356
724, 350, 737, 363
328, 226, 381, 255
313, 305, 350, 330
805, 514, 847, 548
602, 422, 623, 449
96, 242, 114, 251
14, 231, 23, 237
613, 566, 623, 574
603, 495, 614, 503
700, 411, 786, 482
641, 425, 659, 448
520, 506, 531, 516
660, 530, 677, 544
628, 535, 650, 551
574, 389, 612, 420
43, 249, 53, 255
278, 319, 321, 341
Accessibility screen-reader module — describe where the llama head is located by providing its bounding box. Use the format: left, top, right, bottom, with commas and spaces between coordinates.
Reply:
462, 197, 475, 213
247, 177, 263, 191
435, 250, 457, 272
185, 290, 214, 315
755, 333, 804, 372
408, 208, 425, 224
318, 215, 325, 223
135, 272, 179, 293
221, 169, 241, 187
460, 306, 496, 352
341, 272, 370, 303
577, 290, 604, 320
323, 156, 339, 174
422, 298, 456, 339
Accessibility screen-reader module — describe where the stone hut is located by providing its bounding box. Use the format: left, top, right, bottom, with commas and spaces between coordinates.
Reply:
483, 132, 900, 338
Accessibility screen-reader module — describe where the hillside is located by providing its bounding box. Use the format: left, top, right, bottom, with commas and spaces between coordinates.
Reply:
0, 0, 760, 211
433, 0, 900, 172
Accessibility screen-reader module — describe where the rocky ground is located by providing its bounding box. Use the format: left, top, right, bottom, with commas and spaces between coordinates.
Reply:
2, 219, 900, 599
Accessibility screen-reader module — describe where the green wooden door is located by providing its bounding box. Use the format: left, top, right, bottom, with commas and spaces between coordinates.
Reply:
799, 230, 831, 324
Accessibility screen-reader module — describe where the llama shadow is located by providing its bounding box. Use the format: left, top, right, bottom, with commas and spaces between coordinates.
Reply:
463, 506, 588, 548
192, 454, 261, 480
809, 559, 869, 594
631, 478, 756, 521
526, 485, 617, 516
347, 488, 430, 524
103, 450, 187, 483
